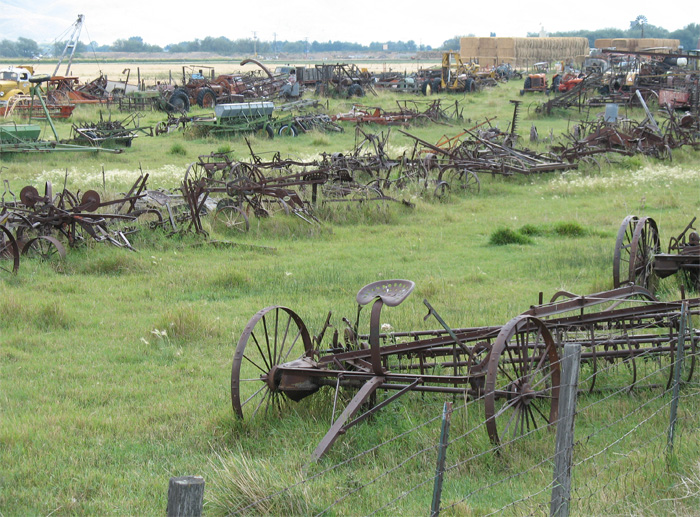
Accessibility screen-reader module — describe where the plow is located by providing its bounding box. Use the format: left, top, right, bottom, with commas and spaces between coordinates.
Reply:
232, 280, 699, 460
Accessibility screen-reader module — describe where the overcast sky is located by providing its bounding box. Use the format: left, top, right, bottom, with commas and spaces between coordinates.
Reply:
0, 0, 690, 49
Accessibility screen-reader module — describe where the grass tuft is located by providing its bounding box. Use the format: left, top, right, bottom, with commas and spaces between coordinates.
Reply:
155, 304, 222, 343
168, 143, 188, 156
207, 450, 318, 515
489, 227, 533, 245
553, 221, 586, 237
36, 302, 74, 330
78, 254, 148, 275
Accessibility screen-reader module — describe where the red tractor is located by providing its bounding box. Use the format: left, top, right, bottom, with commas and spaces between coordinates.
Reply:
551, 73, 584, 93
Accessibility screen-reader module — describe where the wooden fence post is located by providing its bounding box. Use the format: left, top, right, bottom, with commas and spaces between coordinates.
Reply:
167, 475, 205, 517
550, 343, 581, 517
668, 301, 688, 455
430, 401, 453, 517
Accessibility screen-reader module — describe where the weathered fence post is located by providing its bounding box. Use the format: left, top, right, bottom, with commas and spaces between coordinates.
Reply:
167, 475, 205, 517
550, 343, 581, 517
430, 401, 453, 517
668, 301, 688, 455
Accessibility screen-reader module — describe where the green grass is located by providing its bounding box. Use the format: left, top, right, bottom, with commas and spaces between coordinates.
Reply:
1, 78, 700, 514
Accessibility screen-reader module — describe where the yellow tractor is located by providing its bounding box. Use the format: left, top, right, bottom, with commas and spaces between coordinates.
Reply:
439, 51, 479, 93
0, 65, 35, 106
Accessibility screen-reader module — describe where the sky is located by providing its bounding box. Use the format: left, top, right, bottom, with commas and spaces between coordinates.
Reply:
0, 0, 691, 50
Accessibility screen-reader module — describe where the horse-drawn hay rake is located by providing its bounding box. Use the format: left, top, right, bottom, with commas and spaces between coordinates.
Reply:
232, 280, 698, 460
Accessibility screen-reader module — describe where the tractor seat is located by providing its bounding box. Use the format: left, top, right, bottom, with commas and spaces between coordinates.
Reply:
356, 279, 415, 307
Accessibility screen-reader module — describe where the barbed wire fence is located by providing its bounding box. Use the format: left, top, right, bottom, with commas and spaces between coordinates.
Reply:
216, 303, 698, 516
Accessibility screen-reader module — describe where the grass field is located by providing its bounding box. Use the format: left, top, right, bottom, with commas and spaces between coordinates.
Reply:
1, 75, 699, 515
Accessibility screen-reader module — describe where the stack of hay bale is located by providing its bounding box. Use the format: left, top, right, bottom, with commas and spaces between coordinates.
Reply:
459, 37, 589, 68
594, 38, 680, 51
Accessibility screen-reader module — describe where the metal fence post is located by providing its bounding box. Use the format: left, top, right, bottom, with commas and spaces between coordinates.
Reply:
668, 301, 688, 455
430, 401, 453, 517
550, 343, 581, 517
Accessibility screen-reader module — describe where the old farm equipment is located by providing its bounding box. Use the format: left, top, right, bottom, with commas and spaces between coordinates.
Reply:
231, 279, 698, 460
614, 215, 700, 292
0, 175, 163, 257
191, 101, 281, 138
0, 75, 121, 154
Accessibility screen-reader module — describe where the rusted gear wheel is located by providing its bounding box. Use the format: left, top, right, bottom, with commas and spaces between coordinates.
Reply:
0, 224, 20, 274
484, 315, 560, 445
231, 306, 314, 421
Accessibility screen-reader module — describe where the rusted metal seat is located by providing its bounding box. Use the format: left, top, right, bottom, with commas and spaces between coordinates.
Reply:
356, 279, 415, 307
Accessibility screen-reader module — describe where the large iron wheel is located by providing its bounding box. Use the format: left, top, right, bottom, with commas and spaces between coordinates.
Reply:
231, 306, 314, 421
613, 215, 639, 287
628, 217, 660, 291
0, 224, 20, 274
484, 315, 560, 445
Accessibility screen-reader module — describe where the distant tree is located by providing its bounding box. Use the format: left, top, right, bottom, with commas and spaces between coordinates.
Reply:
111, 36, 162, 53
630, 15, 648, 38
0, 39, 18, 57
440, 36, 461, 50
15, 37, 39, 58
671, 23, 700, 50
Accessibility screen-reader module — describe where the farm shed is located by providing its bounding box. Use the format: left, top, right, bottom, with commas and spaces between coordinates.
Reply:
459, 37, 589, 68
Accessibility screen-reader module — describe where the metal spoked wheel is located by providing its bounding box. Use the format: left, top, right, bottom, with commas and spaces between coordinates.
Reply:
21, 235, 67, 262
628, 217, 660, 291
613, 215, 639, 287
212, 200, 249, 233
0, 224, 20, 274
446, 168, 480, 195
484, 315, 561, 445
231, 306, 314, 421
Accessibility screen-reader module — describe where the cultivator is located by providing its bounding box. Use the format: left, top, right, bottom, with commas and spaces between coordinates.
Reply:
0, 175, 164, 259
232, 280, 699, 460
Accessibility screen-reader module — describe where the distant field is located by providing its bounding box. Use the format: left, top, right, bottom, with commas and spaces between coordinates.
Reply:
27, 55, 434, 84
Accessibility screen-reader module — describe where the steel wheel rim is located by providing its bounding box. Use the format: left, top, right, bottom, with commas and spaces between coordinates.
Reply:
231, 306, 313, 421
484, 315, 560, 445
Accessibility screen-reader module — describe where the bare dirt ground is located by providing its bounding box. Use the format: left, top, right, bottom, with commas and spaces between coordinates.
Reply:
30, 52, 435, 86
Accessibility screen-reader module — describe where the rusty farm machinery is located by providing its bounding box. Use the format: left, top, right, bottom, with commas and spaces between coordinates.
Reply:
614, 215, 700, 293
0, 174, 168, 267
231, 279, 698, 460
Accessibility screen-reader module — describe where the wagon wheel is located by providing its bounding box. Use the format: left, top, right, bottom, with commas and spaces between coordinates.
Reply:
628, 217, 660, 291
484, 315, 560, 445
613, 215, 639, 287
433, 181, 451, 201
231, 306, 314, 421
212, 200, 249, 233
0, 224, 20, 275
21, 235, 66, 261
446, 168, 480, 195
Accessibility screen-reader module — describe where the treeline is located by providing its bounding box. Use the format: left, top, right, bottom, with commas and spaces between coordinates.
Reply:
0, 23, 697, 58
0, 35, 429, 58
